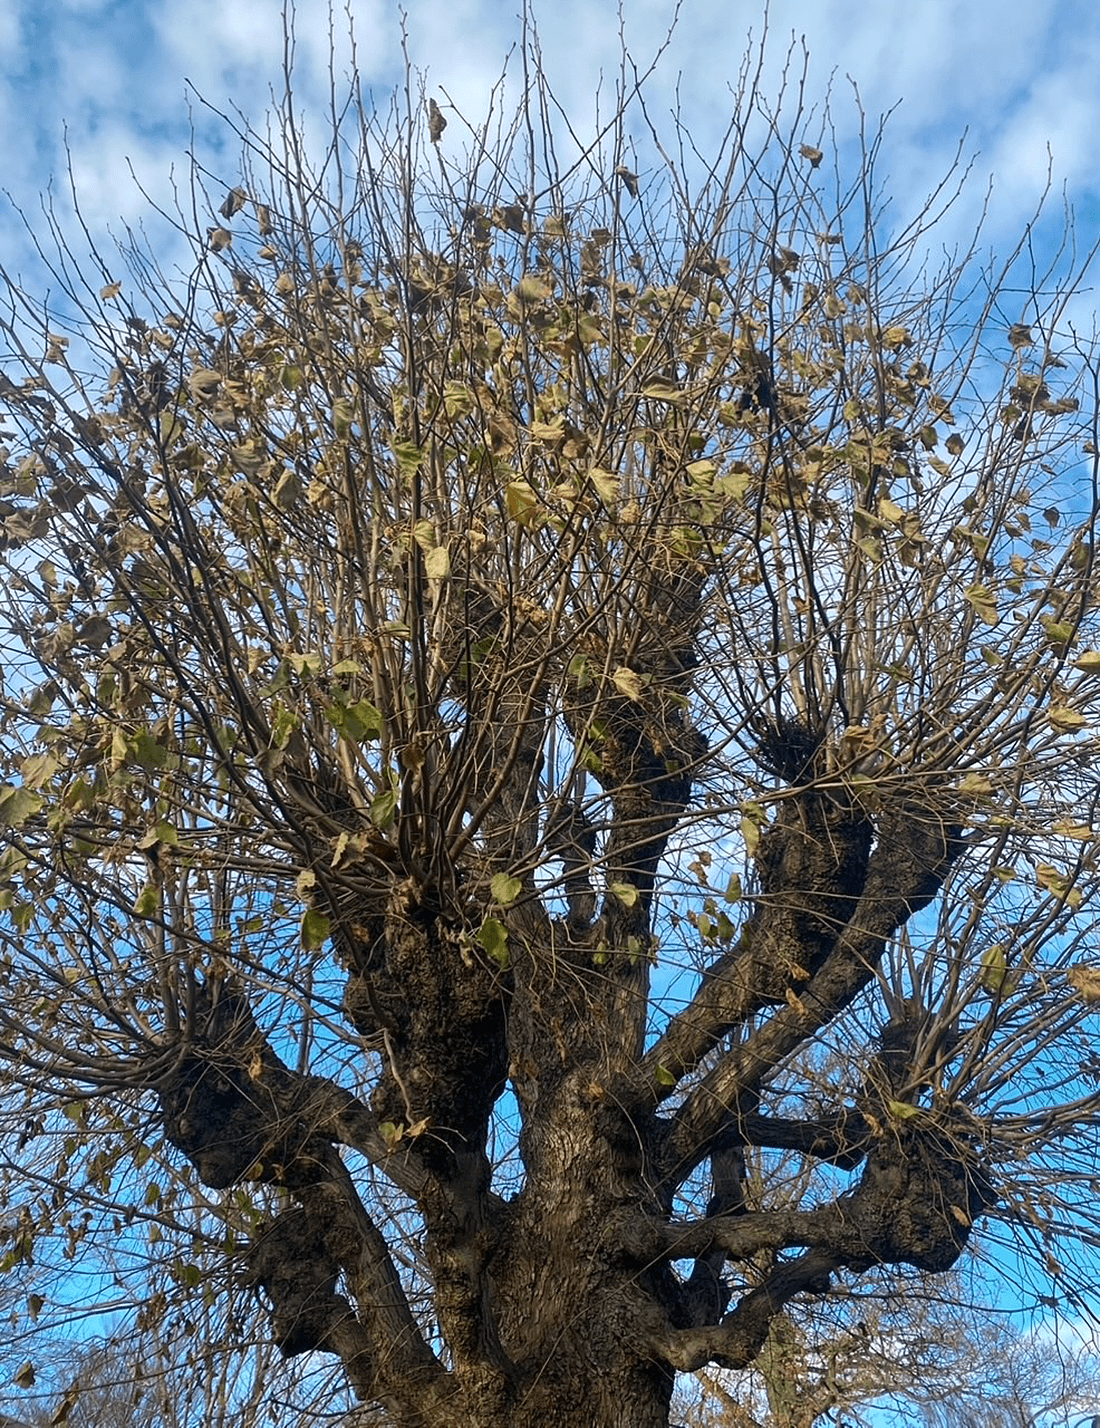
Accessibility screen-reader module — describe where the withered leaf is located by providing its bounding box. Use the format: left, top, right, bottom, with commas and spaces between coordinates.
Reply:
614, 165, 639, 200
219, 187, 248, 219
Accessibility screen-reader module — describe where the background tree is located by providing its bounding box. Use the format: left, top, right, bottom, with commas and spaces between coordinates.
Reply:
671, 1275, 1100, 1427
2, 18, 1100, 1428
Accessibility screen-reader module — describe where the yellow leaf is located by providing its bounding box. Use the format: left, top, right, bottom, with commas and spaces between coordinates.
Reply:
1073, 650, 1100, 673
490, 873, 522, 906
515, 274, 551, 302
1049, 705, 1088, 732
188, 368, 221, 399
611, 666, 646, 701
1068, 965, 1100, 1004
506, 480, 541, 526
609, 881, 639, 908
424, 545, 450, 580
980, 944, 1007, 993
588, 467, 620, 505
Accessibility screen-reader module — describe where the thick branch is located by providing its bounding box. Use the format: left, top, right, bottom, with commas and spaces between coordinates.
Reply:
655, 802, 962, 1186
643, 781, 871, 1094
648, 1248, 843, 1372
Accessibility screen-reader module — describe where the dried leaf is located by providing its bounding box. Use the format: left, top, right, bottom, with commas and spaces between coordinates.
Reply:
428, 98, 447, 143
614, 165, 639, 199
219, 186, 248, 219
424, 545, 450, 580
1068, 965, 1100, 1004
611, 666, 646, 701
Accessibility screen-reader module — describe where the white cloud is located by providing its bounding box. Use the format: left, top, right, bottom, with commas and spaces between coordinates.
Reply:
1, 0, 1099, 298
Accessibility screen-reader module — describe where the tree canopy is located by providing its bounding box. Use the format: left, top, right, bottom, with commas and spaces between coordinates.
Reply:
2, 19, 1100, 1428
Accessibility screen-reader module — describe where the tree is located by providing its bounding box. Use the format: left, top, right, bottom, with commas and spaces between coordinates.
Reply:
671, 1276, 1100, 1427
2, 17, 1100, 1428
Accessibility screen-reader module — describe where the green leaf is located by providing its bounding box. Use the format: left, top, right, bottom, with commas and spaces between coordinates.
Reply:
300, 908, 331, 950
328, 697, 385, 742
371, 788, 397, 830
609, 881, 639, 908
18, 751, 59, 789
477, 916, 510, 968
270, 702, 299, 750
134, 881, 161, 919
654, 1064, 677, 1087
392, 441, 423, 479
0, 785, 44, 828
964, 583, 999, 625
1042, 617, 1074, 645
379, 1121, 403, 1149
490, 873, 523, 906
980, 944, 1007, 993
724, 873, 742, 904
887, 1099, 920, 1120
506, 480, 541, 526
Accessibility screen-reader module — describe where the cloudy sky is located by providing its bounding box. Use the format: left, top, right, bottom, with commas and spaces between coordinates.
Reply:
2, 0, 1100, 298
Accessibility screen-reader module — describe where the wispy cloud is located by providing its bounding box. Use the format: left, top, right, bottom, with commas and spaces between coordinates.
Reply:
2, 1, 1099, 288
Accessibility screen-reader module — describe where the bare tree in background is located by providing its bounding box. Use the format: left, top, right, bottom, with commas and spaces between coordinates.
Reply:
672, 1277, 1100, 1427
3, 13, 1100, 1428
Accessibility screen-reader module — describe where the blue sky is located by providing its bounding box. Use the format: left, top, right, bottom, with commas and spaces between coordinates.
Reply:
3, 0, 1100, 292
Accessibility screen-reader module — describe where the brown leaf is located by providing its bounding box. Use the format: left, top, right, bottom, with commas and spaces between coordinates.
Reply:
614, 165, 639, 200
428, 98, 446, 143
219, 186, 247, 219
